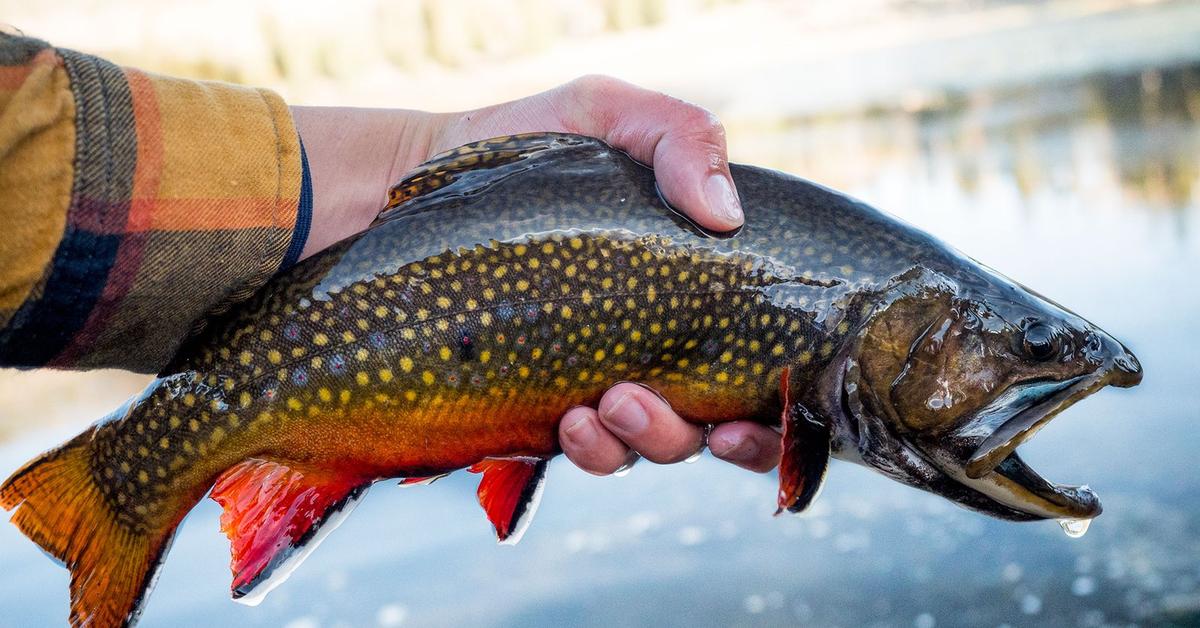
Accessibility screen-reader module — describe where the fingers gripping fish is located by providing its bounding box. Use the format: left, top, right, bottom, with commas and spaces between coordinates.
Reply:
0, 134, 1142, 626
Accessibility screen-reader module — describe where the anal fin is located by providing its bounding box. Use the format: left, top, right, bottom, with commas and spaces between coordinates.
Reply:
210, 458, 369, 604
776, 366, 832, 515
469, 457, 549, 545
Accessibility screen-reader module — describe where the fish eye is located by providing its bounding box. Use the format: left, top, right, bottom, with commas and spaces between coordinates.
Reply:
1022, 322, 1059, 361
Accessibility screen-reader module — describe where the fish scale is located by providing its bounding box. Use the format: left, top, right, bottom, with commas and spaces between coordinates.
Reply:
1, 132, 1142, 628
92, 228, 848, 532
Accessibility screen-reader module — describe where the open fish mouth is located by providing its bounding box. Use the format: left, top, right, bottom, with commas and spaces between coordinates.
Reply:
930, 374, 1109, 520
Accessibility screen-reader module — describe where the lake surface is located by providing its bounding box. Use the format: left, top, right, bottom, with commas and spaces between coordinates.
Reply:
1, 64, 1197, 628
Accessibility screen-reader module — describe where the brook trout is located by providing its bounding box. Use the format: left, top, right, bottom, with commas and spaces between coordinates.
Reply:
1, 134, 1142, 627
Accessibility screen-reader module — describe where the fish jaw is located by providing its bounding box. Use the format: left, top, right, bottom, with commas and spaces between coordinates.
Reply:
821, 263, 1144, 522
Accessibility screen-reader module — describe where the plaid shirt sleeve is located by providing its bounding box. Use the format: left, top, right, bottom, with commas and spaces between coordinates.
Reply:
0, 34, 312, 374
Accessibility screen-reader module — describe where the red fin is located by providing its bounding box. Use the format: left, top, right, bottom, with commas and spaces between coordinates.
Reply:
776, 366, 832, 515
469, 457, 549, 544
210, 459, 368, 603
399, 473, 449, 486
0, 426, 186, 628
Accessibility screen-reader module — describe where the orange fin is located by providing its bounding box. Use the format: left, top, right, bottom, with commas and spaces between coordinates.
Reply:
399, 473, 449, 486
0, 426, 186, 628
469, 457, 549, 544
776, 366, 831, 515
210, 458, 369, 605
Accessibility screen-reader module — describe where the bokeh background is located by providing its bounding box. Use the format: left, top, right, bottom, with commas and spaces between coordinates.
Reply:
1, 1, 1198, 626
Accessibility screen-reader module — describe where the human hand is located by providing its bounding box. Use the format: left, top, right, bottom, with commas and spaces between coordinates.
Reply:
292, 75, 780, 474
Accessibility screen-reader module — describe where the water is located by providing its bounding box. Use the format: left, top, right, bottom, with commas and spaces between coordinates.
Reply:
1059, 518, 1092, 539
1, 64, 1198, 627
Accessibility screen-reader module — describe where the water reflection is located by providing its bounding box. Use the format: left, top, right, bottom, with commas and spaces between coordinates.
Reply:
736, 64, 1200, 221
1, 64, 1198, 627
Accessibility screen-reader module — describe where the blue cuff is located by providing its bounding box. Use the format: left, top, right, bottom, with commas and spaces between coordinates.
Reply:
280, 139, 313, 271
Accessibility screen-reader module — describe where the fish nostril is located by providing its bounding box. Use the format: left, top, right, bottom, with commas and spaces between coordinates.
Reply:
1111, 349, 1143, 387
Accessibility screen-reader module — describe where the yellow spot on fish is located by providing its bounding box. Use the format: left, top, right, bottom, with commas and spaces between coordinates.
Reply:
379, 368, 394, 383
715, 372, 729, 383
594, 349, 606, 361
314, 333, 329, 346
479, 350, 491, 364
422, 371, 435, 385
159, 437, 169, 449
439, 346, 452, 361
137, 470, 149, 484
287, 397, 303, 411
399, 356, 414, 372
267, 349, 282, 365
319, 387, 332, 402
436, 296, 452, 309
356, 371, 370, 386
239, 351, 252, 366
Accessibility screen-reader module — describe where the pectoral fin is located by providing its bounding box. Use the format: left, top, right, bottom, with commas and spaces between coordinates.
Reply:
210, 458, 369, 605
469, 457, 549, 544
776, 366, 832, 515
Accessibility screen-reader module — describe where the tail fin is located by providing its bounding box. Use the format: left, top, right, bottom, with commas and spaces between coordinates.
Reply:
1, 428, 177, 628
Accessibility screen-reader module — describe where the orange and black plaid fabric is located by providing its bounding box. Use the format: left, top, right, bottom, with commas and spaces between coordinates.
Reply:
0, 34, 310, 373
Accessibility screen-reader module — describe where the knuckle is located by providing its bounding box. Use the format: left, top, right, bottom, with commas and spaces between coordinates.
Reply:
567, 74, 623, 99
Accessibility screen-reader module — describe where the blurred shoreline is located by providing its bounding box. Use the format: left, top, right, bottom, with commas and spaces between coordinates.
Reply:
1, 0, 1197, 118
0, 0, 1197, 442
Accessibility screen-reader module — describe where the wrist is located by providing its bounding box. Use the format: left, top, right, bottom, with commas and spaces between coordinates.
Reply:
289, 106, 441, 260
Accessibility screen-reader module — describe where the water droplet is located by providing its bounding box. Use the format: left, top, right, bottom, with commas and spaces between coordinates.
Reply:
614, 451, 640, 477
683, 450, 702, 464
1059, 517, 1092, 538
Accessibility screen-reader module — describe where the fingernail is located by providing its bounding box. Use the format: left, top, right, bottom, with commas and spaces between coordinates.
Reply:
562, 412, 599, 447
603, 392, 650, 435
704, 173, 743, 224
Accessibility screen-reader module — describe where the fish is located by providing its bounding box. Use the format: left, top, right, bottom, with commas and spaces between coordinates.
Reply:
0, 133, 1142, 627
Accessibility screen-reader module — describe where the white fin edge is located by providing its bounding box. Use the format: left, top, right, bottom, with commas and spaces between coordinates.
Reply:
233, 484, 370, 606
499, 465, 547, 546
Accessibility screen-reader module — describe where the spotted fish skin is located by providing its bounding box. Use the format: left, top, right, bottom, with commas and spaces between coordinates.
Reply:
88, 134, 945, 533
1, 133, 962, 626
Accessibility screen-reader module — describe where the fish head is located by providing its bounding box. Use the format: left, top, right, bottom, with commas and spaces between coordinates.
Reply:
831, 263, 1142, 521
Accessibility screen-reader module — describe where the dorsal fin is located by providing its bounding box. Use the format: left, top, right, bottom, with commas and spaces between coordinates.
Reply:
469, 457, 549, 544
775, 366, 832, 515
210, 458, 369, 604
376, 133, 602, 224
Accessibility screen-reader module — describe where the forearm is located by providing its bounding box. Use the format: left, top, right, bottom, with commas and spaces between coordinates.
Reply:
0, 33, 305, 373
